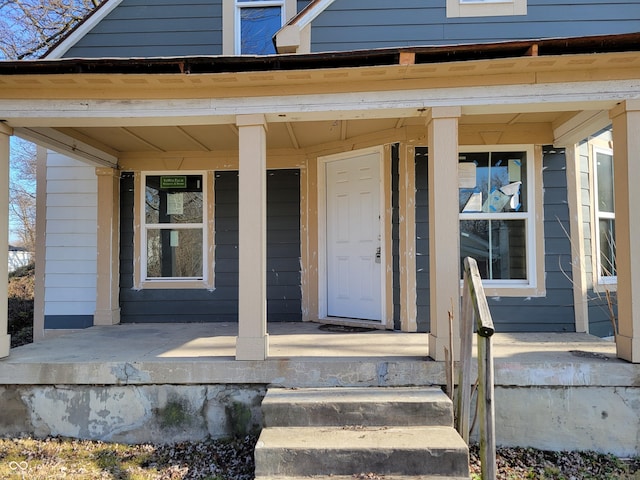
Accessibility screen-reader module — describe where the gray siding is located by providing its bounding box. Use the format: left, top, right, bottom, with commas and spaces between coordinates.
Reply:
392, 145, 401, 330
415, 147, 430, 333
119, 169, 301, 323
413, 147, 575, 333
310, 0, 640, 52
65, 0, 223, 58
64, 0, 312, 58
484, 148, 575, 332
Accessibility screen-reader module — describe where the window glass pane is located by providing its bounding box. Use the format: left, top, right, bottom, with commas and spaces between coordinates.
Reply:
459, 151, 526, 213
145, 175, 203, 224
460, 219, 527, 280
146, 228, 203, 278
596, 152, 615, 213
240, 6, 280, 54
599, 218, 616, 277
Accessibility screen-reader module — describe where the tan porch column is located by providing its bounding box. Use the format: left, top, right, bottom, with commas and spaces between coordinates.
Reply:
94, 167, 121, 325
236, 114, 269, 360
610, 100, 640, 363
427, 107, 461, 361
0, 123, 12, 358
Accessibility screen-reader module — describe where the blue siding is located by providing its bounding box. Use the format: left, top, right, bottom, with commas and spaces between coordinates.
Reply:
44, 315, 94, 329
310, 0, 640, 52
63, 0, 312, 58
414, 147, 575, 333
392, 145, 401, 330
65, 0, 224, 58
119, 169, 302, 323
484, 148, 575, 332
415, 147, 430, 333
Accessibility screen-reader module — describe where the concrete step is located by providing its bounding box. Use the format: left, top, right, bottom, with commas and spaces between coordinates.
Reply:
254, 425, 469, 478
262, 387, 454, 428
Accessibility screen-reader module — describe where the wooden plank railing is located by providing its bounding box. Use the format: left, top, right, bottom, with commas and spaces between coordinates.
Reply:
456, 256, 497, 480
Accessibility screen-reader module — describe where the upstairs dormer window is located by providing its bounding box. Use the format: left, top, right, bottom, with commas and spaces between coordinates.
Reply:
236, 0, 285, 54
447, 0, 527, 17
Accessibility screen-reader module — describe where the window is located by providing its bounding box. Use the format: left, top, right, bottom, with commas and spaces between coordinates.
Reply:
459, 146, 536, 289
447, 0, 527, 17
142, 173, 206, 282
236, 0, 284, 54
593, 147, 616, 283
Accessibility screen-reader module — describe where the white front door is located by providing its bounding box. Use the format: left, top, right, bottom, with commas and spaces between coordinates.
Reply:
325, 151, 383, 321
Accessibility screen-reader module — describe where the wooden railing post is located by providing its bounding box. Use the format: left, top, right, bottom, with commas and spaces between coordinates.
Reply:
456, 257, 497, 480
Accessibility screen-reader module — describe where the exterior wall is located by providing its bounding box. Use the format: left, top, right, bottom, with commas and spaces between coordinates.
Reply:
485, 148, 575, 331
309, 0, 640, 52
43, 152, 97, 329
119, 169, 301, 323
415, 147, 430, 332
64, 0, 224, 58
8, 249, 32, 272
63, 0, 312, 58
413, 147, 574, 333
579, 131, 618, 337
391, 145, 400, 330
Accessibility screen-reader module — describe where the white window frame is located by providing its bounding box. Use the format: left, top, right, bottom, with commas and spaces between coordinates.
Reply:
235, 0, 285, 55
447, 0, 527, 18
139, 171, 210, 289
458, 144, 543, 296
592, 145, 617, 287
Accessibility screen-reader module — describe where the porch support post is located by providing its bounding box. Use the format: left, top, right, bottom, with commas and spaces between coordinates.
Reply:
94, 167, 121, 325
399, 144, 417, 331
236, 114, 269, 360
610, 100, 640, 363
427, 107, 461, 361
0, 123, 12, 358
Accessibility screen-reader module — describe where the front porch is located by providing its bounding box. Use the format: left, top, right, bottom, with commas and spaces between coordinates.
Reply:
1, 323, 638, 456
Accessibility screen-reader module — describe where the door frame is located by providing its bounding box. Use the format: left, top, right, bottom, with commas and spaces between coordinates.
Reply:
317, 146, 392, 328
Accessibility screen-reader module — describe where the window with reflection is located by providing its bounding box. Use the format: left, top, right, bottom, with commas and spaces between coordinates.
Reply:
459, 149, 533, 283
236, 0, 284, 54
594, 148, 616, 282
143, 174, 205, 280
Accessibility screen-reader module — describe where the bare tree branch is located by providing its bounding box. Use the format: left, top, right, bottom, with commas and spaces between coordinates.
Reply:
0, 0, 104, 60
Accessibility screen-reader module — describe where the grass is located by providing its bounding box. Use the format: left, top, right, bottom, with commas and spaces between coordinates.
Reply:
0, 436, 255, 480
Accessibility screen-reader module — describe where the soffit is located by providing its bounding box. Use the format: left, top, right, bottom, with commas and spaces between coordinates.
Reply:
57, 113, 568, 154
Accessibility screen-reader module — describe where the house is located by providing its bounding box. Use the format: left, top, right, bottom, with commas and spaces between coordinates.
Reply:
1, 0, 640, 364
8, 245, 32, 273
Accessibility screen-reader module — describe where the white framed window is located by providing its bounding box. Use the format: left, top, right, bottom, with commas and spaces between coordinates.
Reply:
141, 172, 207, 284
235, 0, 285, 54
593, 146, 616, 285
458, 145, 537, 291
447, 0, 527, 18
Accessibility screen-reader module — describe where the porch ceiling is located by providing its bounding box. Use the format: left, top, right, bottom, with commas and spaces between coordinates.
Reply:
30, 112, 574, 156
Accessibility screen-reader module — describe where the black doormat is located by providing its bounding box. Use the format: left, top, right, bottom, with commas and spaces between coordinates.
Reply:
318, 324, 377, 333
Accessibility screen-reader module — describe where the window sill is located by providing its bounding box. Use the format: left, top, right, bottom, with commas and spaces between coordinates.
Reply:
139, 280, 212, 290
461, 280, 545, 298
447, 0, 527, 18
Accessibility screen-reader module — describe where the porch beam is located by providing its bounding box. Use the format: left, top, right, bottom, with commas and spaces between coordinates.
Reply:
610, 100, 640, 363
236, 114, 269, 361
94, 167, 121, 326
399, 143, 417, 332
553, 110, 611, 147
427, 107, 461, 361
0, 123, 12, 358
0, 79, 636, 128
14, 127, 118, 167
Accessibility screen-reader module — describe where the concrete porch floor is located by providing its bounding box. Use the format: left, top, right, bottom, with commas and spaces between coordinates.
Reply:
1, 322, 639, 455
0, 322, 632, 387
